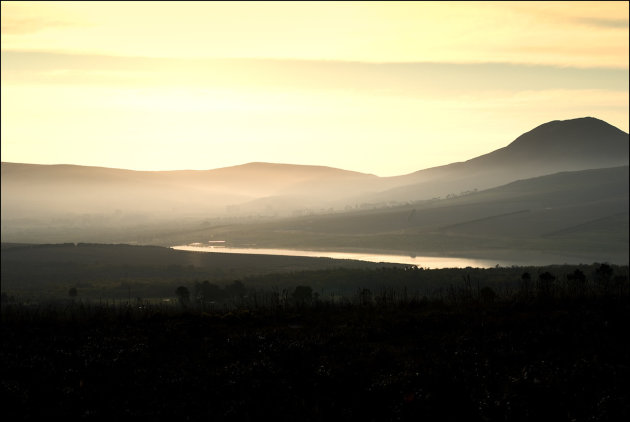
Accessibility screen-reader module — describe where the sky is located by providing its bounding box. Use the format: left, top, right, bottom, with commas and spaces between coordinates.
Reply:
1, 1, 628, 177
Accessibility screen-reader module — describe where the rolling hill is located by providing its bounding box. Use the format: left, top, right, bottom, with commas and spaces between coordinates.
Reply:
0, 161, 376, 220
359, 117, 629, 204
162, 165, 629, 265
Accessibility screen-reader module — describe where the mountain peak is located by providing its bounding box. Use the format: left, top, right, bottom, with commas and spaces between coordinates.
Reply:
468, 117, 628, 169
509, 117, 628, 148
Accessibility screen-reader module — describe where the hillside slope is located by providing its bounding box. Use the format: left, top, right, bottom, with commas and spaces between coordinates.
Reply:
183, 166, 628, 265
361, 117, 629, 204
0, 161, 376, 219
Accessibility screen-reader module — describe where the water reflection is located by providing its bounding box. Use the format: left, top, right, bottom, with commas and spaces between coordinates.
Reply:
171, 244, 508, 269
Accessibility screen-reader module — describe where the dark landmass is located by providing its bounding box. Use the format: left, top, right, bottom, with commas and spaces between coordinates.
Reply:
3, 289, 629, 421
3, 242, 627, 302
0, 243, 402, 300
2, 241, 628, 421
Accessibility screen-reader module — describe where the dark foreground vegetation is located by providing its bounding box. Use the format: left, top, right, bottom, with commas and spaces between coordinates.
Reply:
3, 262, 629, 421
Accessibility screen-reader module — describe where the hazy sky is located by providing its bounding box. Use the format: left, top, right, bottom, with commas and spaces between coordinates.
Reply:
1, 1, 628, 176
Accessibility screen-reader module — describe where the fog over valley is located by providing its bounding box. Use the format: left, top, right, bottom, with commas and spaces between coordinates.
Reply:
2, 117, 628, 265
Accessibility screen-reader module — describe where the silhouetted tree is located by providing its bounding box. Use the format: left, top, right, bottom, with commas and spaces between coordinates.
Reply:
68, 287, 78, 300
292, 285, 313, 305
195, 280, 224, 305
595, 263, 613, 295
537, 272, 555, 298
357, 288, 373, 306
520, 272, 532, 298
567, 269, 587, 297
175, 286, 190, 308
612, 275, 628, 297
479, 286, 496, 304
226, 280, 246, 302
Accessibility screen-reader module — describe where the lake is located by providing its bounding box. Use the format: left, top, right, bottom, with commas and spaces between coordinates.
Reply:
171, 244, 510, 269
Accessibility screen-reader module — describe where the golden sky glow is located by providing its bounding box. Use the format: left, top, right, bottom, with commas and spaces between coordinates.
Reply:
1, 1, 628, 176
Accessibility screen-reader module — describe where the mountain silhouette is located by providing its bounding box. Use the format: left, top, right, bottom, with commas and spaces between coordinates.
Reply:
363, 117, 629, 203
473, 117, 628, 168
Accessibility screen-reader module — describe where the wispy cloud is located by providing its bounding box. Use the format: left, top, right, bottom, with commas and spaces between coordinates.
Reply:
2, 51, 627, 96
2, 2, 627, 68
573, 17, 629, 29
1, 17, 79, 35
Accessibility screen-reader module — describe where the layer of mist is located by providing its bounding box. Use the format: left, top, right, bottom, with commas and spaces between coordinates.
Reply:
1, 117, 628, 264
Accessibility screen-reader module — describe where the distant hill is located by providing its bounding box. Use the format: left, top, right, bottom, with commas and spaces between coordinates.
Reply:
359, 117, 629, 204
188, 166, 628, 265
0, 161, 376, 220
476, 117, 628, 168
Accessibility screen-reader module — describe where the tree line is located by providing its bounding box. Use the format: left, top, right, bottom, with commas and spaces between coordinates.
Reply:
166, 263, 628, 311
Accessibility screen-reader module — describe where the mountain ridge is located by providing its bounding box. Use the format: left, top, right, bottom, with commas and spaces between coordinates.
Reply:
2, 116, 628, 224
2, 116, 628, 181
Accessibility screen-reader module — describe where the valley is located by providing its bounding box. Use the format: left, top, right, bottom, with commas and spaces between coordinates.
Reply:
1, 117, 628, 265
